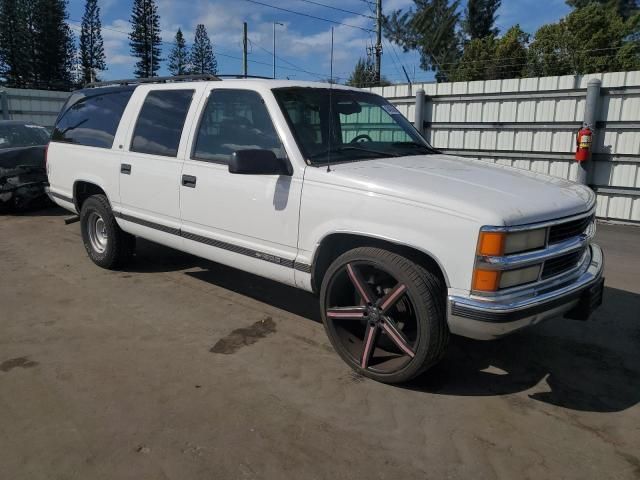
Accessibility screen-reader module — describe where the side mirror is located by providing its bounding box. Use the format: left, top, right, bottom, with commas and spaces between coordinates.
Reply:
229, 149, 292, 176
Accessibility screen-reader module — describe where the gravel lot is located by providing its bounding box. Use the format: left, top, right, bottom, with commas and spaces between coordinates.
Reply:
1, 207, 639, 480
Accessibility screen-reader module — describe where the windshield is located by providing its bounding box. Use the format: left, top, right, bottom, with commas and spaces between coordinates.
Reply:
0, 123, 50, 149
273, 87, 437, 165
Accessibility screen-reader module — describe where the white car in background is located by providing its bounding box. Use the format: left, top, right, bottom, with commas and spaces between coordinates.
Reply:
46, 76, 604, 383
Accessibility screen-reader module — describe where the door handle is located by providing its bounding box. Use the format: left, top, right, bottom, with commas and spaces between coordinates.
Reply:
120, 163, 131, 175
182, 174, 197, 188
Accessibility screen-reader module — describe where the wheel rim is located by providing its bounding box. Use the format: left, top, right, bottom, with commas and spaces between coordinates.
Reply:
324, 261, 420, 374
87, 212, 108, 254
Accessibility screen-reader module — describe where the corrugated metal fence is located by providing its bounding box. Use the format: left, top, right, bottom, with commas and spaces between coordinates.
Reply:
0, 88, 70, 128
368, 71, 640, 223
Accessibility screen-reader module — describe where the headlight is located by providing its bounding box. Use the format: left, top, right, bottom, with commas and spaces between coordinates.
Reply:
477, 228, 547, 256
472, 264, 542, 292
474, 227, 548, 292
499, 265, 541, 289
504, 229, 546, 254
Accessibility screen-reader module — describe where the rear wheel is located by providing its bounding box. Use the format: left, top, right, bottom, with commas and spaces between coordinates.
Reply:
320, 247, 449, 384
80, 194, 135, 269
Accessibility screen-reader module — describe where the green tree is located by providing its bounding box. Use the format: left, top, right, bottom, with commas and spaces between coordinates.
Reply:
0, 0, 32, 87
80, 0, 106, 84
529, 3, 640, 76
190, 24, 217, 75
168, 28, 189, 76
346, 57, 376, 87
33, 0, 75, 89
489, 25, 529, 79
384, 0, 462, 81
450, 25, 529, 81
450, 36, 496, 81
566, 0, 638, 19
129, 0, 162, 78
462, 0, 501, 39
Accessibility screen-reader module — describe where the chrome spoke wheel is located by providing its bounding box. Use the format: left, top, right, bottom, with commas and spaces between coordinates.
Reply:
87, 211, 108, 254
324, 261, 420, 374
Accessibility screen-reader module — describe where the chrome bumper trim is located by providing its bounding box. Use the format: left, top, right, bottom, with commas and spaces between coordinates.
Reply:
448, 243, 604, 339
476, 229, 594, 271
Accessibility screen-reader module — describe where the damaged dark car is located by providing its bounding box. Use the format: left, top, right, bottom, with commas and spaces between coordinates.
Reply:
0, 120, 51, 211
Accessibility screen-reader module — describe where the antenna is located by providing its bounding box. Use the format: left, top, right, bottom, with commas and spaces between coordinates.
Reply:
326, 27, 334, 173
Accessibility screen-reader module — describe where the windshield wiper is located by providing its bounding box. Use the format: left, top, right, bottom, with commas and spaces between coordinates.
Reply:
391, 141, 438, 154
309, 145, 400, 161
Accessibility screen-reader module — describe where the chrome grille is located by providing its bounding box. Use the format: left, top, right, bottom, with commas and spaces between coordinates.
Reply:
541, 250, 584, 279
548, 214, 593, 244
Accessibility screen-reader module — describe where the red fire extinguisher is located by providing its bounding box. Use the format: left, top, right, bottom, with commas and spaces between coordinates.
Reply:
575, 126, 592, 162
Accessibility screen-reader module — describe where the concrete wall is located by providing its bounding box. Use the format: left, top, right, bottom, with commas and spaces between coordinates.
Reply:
0, 88, 70, 128
368, 71, 640, 223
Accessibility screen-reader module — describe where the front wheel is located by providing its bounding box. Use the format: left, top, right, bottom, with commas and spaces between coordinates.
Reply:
80, 194, 135, 269
320, 247, 449, 384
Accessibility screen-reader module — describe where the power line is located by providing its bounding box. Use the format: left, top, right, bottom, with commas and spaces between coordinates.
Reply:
67, 20, 334, 79
293, 0, 375, 19
249, 38, 328, 78
241, 0, 375, 32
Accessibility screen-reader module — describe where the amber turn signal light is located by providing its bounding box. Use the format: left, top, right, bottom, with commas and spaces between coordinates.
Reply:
472, 269, 501, 292
477, 231, 506, 256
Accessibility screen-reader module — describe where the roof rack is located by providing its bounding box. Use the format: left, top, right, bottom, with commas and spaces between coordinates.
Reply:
85, 74, 220, 88
216, 74, 274, 80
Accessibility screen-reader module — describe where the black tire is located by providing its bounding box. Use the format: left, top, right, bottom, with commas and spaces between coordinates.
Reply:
320, 247, 449, 384
80, 194, 135, 269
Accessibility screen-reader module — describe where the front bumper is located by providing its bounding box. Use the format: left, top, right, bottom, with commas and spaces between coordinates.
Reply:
447, 243, 604, 340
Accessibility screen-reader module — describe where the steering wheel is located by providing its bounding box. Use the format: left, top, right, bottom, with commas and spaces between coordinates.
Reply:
350, 134, 373, 143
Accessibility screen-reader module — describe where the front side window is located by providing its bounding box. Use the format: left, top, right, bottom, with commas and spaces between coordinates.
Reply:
131, 89, 194, 157
52, 87, 134, 149
273, 87, 437, 164
193, 89, 285, 163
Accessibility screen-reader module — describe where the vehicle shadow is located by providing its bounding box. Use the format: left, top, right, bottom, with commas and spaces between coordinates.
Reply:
117, 239, 640, 413
132, 239, 320, 318
404, 286, 640, 413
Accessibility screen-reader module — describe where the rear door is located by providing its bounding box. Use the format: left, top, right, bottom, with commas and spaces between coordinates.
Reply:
179, 87, 303, 286
118, 85, 202, 247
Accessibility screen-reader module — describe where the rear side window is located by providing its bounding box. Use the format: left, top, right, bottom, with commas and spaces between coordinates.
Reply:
52, 89, 134, 148
130, 90, 194, 157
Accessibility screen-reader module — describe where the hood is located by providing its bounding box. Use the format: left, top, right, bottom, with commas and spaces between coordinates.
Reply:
320, 154, 595, 226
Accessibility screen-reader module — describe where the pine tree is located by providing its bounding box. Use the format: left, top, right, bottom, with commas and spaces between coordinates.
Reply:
33, 0, 75, 89
129, 0, 162, 78
168, 28, 189, 76
190, 24, 217, 75
80, 0, 106, 84
566, 0, 638, 20
0, 0, 31, 86
462, 0, 501, 40
346, 58, 374, 87
384, 0, 462, 82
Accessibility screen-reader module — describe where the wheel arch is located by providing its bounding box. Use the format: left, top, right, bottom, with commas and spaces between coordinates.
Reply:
310, 232, 450, 294
73, 180, 110, 213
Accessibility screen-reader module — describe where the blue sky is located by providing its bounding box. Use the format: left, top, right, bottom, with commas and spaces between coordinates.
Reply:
66, 0, 572, 83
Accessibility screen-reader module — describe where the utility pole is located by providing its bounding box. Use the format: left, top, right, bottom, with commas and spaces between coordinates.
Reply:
273, 22, 283, 79
375, 0, 382, 84
242, 22, 248, 77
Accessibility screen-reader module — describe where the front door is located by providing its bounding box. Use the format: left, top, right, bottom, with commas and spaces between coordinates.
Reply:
179, 88, 303, 286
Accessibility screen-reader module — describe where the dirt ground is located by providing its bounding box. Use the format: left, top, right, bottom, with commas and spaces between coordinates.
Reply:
1, 207, 639, 480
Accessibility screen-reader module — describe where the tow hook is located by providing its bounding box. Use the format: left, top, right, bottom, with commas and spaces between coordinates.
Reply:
64, 215, 80, 225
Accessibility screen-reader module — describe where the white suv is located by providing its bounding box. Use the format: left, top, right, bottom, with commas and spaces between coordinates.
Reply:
46, 76, 604, 383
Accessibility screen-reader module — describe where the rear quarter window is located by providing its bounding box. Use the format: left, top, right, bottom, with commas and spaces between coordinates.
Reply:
52, 88, 134, 149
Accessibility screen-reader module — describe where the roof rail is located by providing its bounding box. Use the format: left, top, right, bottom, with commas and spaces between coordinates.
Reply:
85, 74, 220, 88
216, 74, 274, 80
